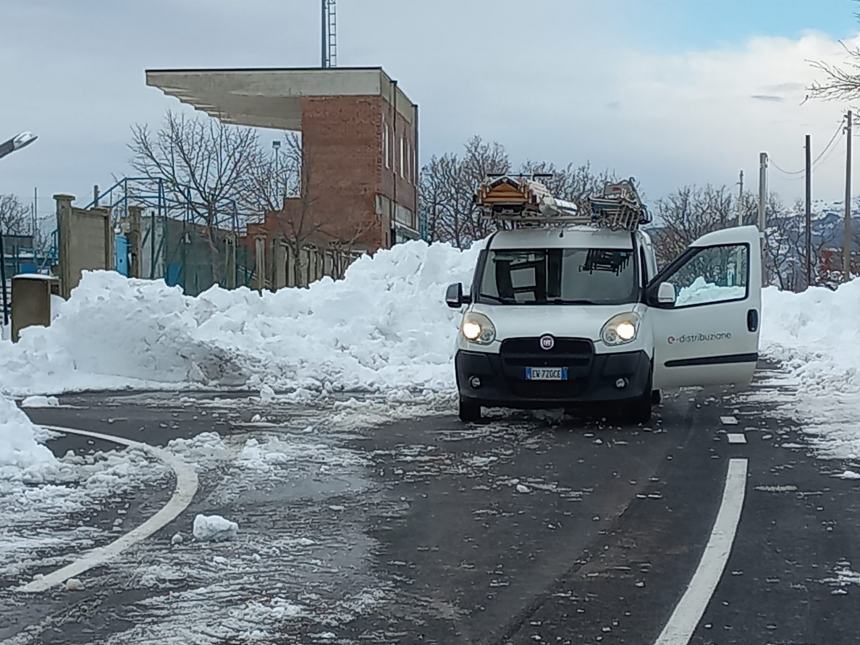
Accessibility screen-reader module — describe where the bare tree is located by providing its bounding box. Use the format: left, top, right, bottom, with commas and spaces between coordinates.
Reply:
651, 185, 740, 266
460, 136, 511, 242
810, 46, 860, 100
0, 194, 31, 236
763, 197, 841, 290
241, 132, 303, 216
418, 136, 510, 248
129, 110, 260, 283
418, 153, 455, 244
807, 4, 860, 99
518, 161, 615, 204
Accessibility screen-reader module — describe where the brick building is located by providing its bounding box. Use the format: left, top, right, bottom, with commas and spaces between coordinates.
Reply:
146, 67, 420, 287
147, 67, 419, 247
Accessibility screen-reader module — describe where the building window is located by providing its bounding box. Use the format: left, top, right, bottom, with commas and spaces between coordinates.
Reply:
383, 119, 390, 169
407, 140, 413, 184
399, 136, 405, 178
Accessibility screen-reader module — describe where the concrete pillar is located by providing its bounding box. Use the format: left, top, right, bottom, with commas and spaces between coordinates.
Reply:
224, 235, 237, 290
12, 275, 59, 342
55, 194, 75, 298
55, 195, 114, 298
254, 236, 266, 291
128, 206, 143, 278
90, 206, 115, 272
272, 241, 287, 290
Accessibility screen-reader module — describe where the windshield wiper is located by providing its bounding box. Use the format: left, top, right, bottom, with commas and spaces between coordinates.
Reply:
479, 294, 517, 304
545, 298, 596, 305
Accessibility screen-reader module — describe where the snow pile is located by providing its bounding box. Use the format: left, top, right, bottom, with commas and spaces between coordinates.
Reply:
0, 240, 480, 396
193, 514, 239, 541
761, 280, 860, 395
0, 396, 56, 480
758, 279, 860, 459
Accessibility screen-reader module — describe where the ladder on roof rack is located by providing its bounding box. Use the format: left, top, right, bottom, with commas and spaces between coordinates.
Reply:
475, 175, 651, 231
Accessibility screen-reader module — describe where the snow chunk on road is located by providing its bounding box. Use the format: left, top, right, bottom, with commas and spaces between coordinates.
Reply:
193, 514, 239, 541
21, 395, 59, 408
835, 470, 860, 480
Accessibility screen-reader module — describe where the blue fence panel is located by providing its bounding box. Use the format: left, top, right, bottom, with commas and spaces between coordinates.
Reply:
115, 234, 129, 277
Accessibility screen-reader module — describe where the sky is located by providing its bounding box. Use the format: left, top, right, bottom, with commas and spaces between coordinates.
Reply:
2, 0, 860, 220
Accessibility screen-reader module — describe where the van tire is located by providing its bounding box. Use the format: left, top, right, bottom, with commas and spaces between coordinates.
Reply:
459, 398, 482, 423
627, 391, 652, 424
625, 371, 654, 424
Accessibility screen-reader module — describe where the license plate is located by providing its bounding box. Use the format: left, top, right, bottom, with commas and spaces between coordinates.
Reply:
524, 367, 569, 381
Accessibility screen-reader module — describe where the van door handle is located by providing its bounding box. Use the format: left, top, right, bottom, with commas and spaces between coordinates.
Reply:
747, 309, 759, 332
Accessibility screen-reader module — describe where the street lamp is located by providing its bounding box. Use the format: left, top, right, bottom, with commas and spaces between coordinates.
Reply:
0, 131, 37, 161
0, 131, 38, 328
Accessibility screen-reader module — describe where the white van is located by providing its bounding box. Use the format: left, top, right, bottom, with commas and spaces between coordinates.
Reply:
446, 225, 762, 423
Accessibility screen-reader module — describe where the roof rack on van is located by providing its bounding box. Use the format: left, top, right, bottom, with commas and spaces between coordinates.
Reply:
475, 176, 651, 231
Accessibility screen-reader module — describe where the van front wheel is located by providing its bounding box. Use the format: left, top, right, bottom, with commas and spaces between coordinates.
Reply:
624, 372, 653, 424
626, 390, 652, 424
458, 398, 482, 423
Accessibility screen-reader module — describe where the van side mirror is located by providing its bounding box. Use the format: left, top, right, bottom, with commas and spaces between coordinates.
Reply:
657, 281, 677, 306
446, 283, 469, 308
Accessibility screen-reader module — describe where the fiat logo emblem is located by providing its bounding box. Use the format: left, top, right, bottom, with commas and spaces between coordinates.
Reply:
539, 335, 555, 351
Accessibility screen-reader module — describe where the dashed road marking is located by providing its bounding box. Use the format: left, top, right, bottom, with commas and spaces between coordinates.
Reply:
18, 425, 198, 593
726, 433, 747, 445
653, 458, 748, 645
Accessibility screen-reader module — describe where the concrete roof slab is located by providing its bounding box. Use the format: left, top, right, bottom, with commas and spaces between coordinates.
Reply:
146, 67, 415, 130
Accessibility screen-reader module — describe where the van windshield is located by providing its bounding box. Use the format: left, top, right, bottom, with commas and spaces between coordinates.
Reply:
477, 248, 638, 305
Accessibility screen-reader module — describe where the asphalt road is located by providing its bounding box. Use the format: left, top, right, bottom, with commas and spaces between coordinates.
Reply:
3, 372, 860, 645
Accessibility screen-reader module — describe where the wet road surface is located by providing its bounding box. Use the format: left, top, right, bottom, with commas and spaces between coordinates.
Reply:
3, 372, 860, 644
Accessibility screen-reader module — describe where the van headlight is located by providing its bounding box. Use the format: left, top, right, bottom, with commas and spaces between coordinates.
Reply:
461, 312, 496, 345
601, 312, 640, 346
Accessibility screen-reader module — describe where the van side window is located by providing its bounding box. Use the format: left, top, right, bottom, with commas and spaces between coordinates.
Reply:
666, 244, 749, 307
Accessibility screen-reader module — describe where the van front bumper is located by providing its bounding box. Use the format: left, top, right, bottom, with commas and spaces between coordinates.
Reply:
455, 349, 651, 409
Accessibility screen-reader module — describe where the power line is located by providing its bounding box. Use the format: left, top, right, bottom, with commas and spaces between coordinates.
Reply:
769, 158, 805, 176
769, 117, 845, 176
811, 119, 845, 168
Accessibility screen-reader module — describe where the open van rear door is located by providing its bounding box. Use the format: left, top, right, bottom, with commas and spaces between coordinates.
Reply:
648, 226, 762, 389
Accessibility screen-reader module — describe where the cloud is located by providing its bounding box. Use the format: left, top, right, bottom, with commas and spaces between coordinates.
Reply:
0, 0, 857, 209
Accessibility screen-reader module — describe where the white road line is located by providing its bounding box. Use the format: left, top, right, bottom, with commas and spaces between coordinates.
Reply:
653, 458, 748, 645
726, 433, 747, 445
18, 425, 199, 593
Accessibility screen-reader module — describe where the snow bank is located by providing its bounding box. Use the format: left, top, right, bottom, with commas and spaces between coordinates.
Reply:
0, 396, 56, 480
193, 514, 239, 541
761, 280, 860, 396
758, 279, 860, 459
0, 241, 480, 397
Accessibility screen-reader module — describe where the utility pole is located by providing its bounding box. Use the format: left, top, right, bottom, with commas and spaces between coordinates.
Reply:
736, 170, 744, 226
845, 110, 853, 281
758, 152, 768, 230
321, 0, 327, 68
805, 134, 812, 289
